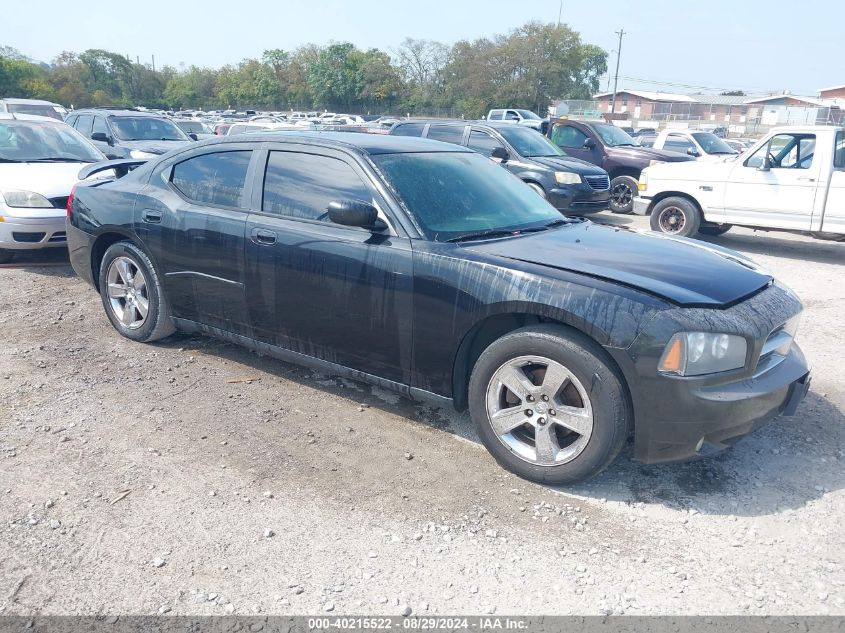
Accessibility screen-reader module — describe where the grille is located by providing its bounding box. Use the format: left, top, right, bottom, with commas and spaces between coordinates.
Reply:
12, 232, 46, 243
49, 232, 67, 243
49, 196, 69, 209
584, 175, 610, 191
754, 324, 792, 376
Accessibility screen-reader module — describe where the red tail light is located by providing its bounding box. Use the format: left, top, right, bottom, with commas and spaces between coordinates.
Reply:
66, 187, 75, 218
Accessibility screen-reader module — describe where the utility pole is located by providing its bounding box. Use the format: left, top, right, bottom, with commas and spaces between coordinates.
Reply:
609, 29, 625, 115
606, 50, 616, 92
151, 54, 156, 72
557, 0, 563, 27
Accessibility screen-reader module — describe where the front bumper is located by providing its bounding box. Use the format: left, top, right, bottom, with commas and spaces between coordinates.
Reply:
632, 196, 651, 216
548, 184, 610, 215
0, 214, 67, 250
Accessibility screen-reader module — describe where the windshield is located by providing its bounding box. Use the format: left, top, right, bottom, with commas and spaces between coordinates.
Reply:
110, 116, 188, 141
497, 126, 566, 157
591, 123, 636, 147
691, 132, 738, 154
176, 121, 207, 133
0, 120, 103, 162
7, 103, 63, 121
516, 110, 541, 120
372, 151, 563, 241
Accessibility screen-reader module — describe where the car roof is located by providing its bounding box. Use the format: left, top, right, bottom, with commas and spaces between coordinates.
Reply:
192, 131, 471, 155
0, 112, 66, 123
72, 108, 162, 117
0, 98, 60, 105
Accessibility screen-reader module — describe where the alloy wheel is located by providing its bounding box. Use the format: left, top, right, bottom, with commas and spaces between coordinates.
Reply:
611, 182, 633, 208
485, 355, 594, 466
106, 256, 149, 330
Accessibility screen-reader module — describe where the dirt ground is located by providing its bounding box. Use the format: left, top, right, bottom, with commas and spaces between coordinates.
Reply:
0, 214, 843, 617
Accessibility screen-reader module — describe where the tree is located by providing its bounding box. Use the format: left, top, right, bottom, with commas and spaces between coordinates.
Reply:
307, 42, 362, 109
353, 48, 403, 107
720, 90, 746, 96
78, 49, 133, 103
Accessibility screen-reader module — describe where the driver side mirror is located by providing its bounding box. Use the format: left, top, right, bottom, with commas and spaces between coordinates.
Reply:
491, 146, 510, 162
686, 147, 700, 157
583, 138, 596, 150
91, 132, 112, 145
327, 200, 385, 231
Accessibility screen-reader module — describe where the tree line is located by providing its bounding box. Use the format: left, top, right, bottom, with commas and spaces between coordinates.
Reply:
0, 22, 607, 118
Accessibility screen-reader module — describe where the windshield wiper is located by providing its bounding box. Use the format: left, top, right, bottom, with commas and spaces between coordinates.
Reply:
445, 221, 568, 243
0, 158, 23, 163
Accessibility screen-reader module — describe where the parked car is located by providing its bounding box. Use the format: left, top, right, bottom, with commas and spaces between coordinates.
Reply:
390, 119, 610, 215
65, 108, 193, 159
635, 125, 845, 239
723, 138, 752, 153
173, 119, 215, 140
648, 129, 739, 160
547, 119, 694, 214
226, 122, 301, 135
487, 109, 545, 131
0, 113, 105, 263
0, 98, 65, 121
66, 132, 810, 484
214, 122, 234, 136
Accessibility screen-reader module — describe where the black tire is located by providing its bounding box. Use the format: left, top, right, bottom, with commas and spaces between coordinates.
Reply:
0, 249, 13, 264
468, 324, 631, 485
649, 197, 701, 237
698, 223, 732, 236
98, 241, 176, 342
609, 175, 638, 214
526, 182, 547, 199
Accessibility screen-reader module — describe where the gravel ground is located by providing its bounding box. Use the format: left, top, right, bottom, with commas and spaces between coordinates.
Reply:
0, 214, 842, 617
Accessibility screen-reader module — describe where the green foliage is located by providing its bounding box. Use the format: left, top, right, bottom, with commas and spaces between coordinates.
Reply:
1, 23, 607, 115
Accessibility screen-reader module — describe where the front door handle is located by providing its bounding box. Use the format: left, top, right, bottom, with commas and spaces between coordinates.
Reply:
141, 209, 162, 224
251, 228, 277, 245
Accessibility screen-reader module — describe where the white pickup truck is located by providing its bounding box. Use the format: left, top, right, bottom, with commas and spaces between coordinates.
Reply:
645, 129, 739, 160
633, 125, 845, 240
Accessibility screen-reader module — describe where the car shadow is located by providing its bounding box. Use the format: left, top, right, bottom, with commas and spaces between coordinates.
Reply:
698, 231, 844, 266
155, 332, 843, 517
588, 213, 635, 227
0, 249, 75, 277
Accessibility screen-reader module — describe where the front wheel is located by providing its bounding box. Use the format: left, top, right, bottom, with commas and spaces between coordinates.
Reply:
98, 241, 175, 342
649, 197, 701, 237
609, 175, 638, 214
468, 325, 631, 485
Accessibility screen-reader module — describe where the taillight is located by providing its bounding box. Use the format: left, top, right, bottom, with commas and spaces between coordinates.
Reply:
66, 187, 75, 218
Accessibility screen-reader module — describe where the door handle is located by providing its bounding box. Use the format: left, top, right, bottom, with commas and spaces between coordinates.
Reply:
797, 177, 816, 182
251, 228, 277, 245
141, 209, 162, 224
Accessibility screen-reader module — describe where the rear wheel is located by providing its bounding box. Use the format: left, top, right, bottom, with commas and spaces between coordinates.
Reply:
649, 197, 701, 237
98, 241, 175, 342
609, 175, 638, 214
698, 223, 732, 236
0, 249, 13, 264
468, 325, 631, 485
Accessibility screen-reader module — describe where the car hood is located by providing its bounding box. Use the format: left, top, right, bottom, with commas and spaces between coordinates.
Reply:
121, 139, 192, 154
0, 162, 95, 199
466, 221, 772, 307
529, 156, 607, 175
607, 145, 693, 163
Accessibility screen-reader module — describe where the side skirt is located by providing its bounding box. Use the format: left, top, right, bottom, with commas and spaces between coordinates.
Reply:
172, 318, 454, 409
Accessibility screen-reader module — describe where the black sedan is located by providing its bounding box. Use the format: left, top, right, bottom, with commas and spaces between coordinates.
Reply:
66, 133, 810, 484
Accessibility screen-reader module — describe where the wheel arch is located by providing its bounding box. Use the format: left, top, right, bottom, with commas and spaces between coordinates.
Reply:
89, 229, 142, 292
450, 309, 630, 413
645, 191, 704, 217
607, 166, 641, 181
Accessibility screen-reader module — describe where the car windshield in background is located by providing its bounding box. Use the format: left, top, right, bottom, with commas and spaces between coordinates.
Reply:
110, 116, 188, 141
497, 126, 566, 158
516, 110, 541, 120
372, 151, 563, 241
0, 120, 102, 162
592, 123, 637, 147
692, 132, 738, 154
176, 121, 206, 133
7, 104, 63, 121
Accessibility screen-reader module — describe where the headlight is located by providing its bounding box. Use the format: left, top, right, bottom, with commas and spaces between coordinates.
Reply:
648, 159, 664, 167
658, 332, 747, 376
129, 150, 157, 159
554, 171, 581, 185
1, 190, 53, 208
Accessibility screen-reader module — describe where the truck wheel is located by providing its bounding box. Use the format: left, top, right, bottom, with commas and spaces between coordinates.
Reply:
650, 197, 701, 237
609, 175, 638, 214
468, 324, 631, 485
698, 224, 732, 236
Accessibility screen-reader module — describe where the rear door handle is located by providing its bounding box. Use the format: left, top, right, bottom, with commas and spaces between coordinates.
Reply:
251, 228, 277, 245
141, 209, 162, 224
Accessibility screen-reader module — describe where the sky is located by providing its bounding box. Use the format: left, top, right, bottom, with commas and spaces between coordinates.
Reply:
4, 0, 842, 96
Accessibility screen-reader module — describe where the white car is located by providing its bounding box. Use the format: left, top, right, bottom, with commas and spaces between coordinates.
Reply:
0, 114, 105, 263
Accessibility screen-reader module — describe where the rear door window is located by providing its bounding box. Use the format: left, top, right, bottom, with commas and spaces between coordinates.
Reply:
426, 125, 466, 145
171, 150, 252, 208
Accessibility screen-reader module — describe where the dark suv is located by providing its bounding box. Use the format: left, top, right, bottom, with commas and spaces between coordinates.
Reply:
390, 120, 610, 215
547, 119, 693, 214
65, 108, 193, 160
